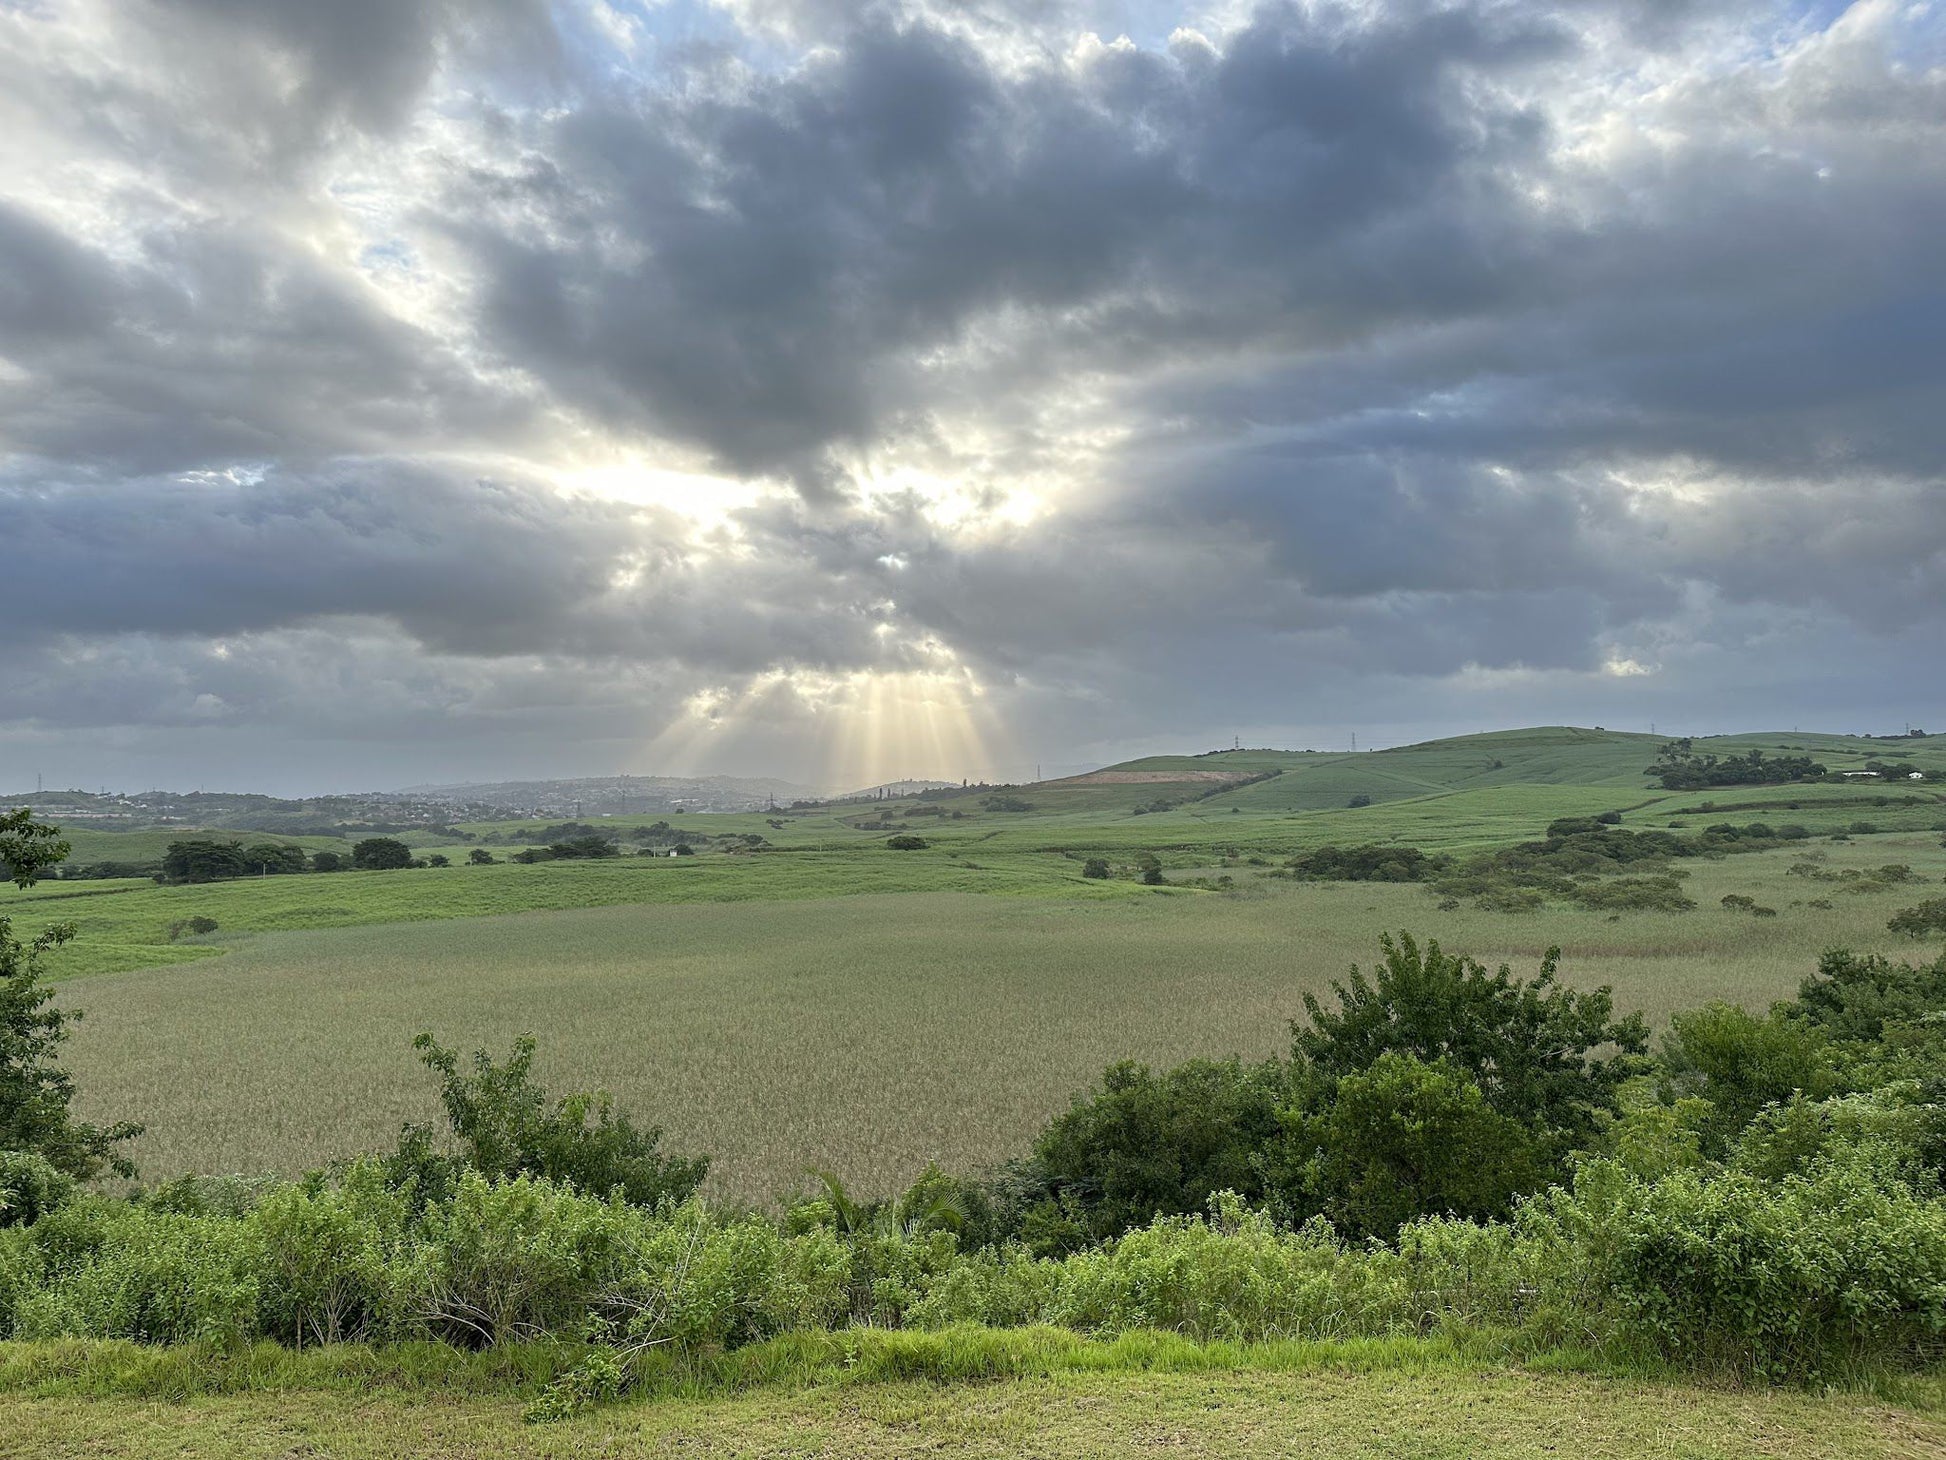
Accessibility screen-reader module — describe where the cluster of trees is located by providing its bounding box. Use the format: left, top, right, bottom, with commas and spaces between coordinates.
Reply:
1421, 817, 1810, 912
1001, 935, 1647, 1247
1281, 844, 1449, 883
1646, 742, 1828, 789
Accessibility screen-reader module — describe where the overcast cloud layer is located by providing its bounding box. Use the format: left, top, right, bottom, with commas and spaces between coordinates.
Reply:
1, 0, 1941, 793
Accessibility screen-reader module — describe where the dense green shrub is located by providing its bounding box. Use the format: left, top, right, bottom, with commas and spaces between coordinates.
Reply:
0, 1150, 74, 1226
1284, 845, 1448, 883
1791, 948, 1946, 1044
1568, 875, 1695, 913
411, 1034, 708, 1208
885, 834, 929, 850
1292, 934, 1647, 1167
1298, 1054, 1541, 1240
1540, 1156, 1946, 1378
1731, 1088, 1946, 1191
1017, 1059, 1287, 1254
1656, 1004, 1839, 1154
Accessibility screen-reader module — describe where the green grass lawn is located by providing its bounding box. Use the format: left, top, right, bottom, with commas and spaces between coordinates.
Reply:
9, 1360, 1941, 1459
56, 832, 1946, 1200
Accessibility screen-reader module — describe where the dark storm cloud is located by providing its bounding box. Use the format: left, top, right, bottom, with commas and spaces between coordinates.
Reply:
448, 2, 1563, 477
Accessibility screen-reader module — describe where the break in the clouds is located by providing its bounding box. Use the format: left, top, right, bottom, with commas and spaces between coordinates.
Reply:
0, 0, 1941, 793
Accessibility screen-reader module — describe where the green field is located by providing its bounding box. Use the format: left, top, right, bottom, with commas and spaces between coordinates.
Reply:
12, 1365, 1941, 1459
10, 726, 1946, 1197
51, 831, 1946, 1200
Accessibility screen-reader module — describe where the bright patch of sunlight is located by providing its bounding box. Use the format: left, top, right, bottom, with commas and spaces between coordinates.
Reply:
643, 660, 1014, 793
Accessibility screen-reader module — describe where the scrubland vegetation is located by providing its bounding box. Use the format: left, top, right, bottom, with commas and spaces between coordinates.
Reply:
7, 728, 1946, 1451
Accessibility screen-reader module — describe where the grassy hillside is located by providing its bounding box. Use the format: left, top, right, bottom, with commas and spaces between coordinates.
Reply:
15, 725, 1946, 978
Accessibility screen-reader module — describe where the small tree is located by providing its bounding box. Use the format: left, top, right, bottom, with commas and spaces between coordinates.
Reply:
1081, 858, 1110, 879
1022, 1057, 1287, 1251
468, 848, 497, 865
1888, 899, 1946, 940
426, 853, 451, 868
409, 1033, 707, 1207
310, 850, 343, 873
0, 809, 69, 885
161, 838, 250, 883
1292, 933, 1648, 1165
0, 813, 143, 1183
242, 842, 308, 875
351, 837, 413, 871
885, 834, 928, 850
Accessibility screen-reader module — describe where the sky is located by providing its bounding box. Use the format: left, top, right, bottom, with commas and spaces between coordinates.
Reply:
0, 0, 1941, 796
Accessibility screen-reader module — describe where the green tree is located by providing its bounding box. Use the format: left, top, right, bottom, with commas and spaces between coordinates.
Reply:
160, 838, 250, 883
1888, 899, 1946, 940
409, 1033, 707, 1207
1790, 948, 1946, 1044
1291, 933, 1648, 1165
0, 813, 143, 1181
467, 848, 497, 865
0, 809, 69, 885
1302, 1053, 1540, 1240
242, 842, 308, 875
351, 837, 413, 870
310, 850, 344, 873
1019, 1057, 1287, 1251
1081, 858, 1110, 879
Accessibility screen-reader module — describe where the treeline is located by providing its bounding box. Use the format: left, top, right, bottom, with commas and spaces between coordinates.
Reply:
1646, 740, 1933, 790
1273, 817, 1816, 913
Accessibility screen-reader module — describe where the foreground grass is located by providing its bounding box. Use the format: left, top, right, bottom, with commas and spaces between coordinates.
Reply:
6, 1329, 1943, 1459
57, 834, 1945, 1199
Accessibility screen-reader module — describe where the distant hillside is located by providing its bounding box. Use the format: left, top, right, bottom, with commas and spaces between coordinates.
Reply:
394, 774, 821, 815
838, 779, 962, 801
873, 725, 1946, 823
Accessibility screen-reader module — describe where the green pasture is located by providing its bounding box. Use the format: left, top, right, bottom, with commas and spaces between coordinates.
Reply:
55, 832, 1946, 1200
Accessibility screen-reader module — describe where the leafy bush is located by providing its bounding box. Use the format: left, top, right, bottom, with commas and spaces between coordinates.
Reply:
0, 1150, 74, 1226
1080, 858, 1109, 879
1017, 1059, 1287, 1253
1284, 845, 1448, 883
981, 796, 1033, 813
1298, 1054, 1540, 1240
1291, 933, 1648, 1167
1656, 1003, 1838, 1154
1541, 1156, 1946, 1379
1791, 947, 1946, 1044
1889, 899, 1946, 939
885, 834, 929, 850
411, 1034, 707, 1208
1567, 876, 1695, 913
